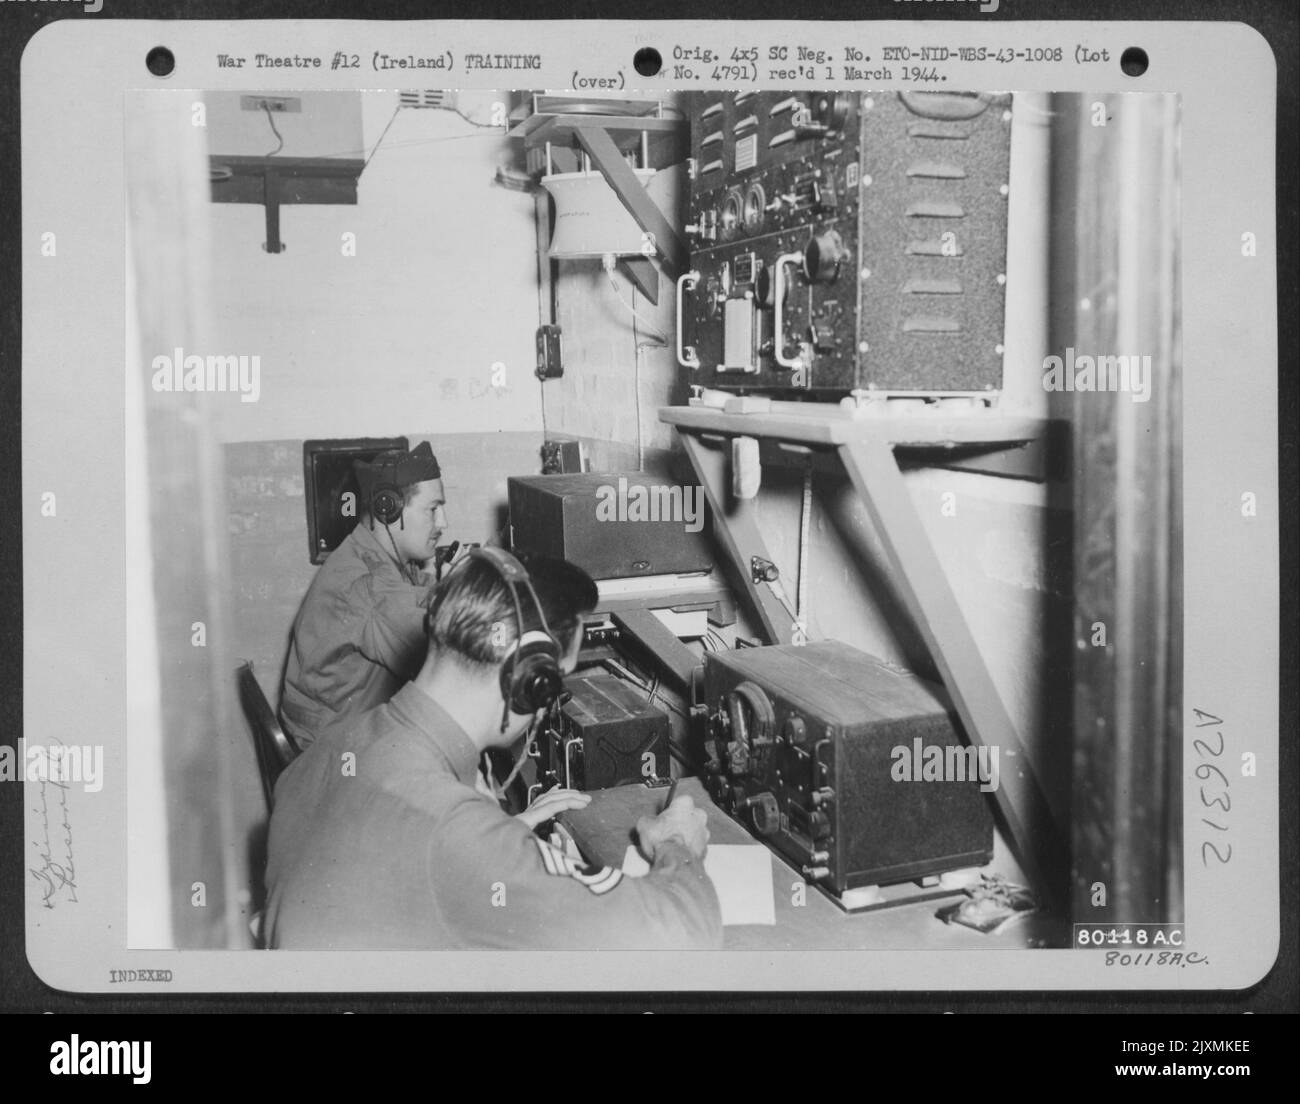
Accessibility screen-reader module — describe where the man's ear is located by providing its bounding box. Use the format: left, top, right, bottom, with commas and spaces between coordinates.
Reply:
561, 628, 583, 673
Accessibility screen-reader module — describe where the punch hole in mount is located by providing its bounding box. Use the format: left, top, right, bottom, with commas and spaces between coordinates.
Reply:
633, 47, 663, 77
146, 46, 176, 77
1120, 47, 1149, 77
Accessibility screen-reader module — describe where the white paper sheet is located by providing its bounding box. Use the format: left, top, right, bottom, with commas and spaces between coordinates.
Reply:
622, 844, 776, 926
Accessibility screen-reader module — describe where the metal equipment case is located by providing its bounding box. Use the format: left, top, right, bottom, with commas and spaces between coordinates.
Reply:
537, 671, 671, 791
702, 641, 994, 896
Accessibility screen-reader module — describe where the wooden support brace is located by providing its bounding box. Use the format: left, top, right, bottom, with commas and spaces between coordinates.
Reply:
838, 437, 1069, 911
616, 256, 659, 306
572, 123, 688, 274
677, 432, 795, 646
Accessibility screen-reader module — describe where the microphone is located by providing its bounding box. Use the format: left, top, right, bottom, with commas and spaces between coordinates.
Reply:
432, 540, 460, 580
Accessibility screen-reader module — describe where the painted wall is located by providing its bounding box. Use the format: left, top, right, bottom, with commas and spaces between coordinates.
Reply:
205, 90, 366, 160
205, 90, 544, 445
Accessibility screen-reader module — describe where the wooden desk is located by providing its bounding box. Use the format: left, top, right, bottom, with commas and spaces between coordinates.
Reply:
561, 778, 1063, 950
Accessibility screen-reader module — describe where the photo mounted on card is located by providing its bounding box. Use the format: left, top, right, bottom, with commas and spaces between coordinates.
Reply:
19, 17, 1278, 992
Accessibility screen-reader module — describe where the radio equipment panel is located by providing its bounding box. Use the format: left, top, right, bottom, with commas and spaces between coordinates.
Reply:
533, 672, 671, 792
681, 91, 1013, 398
702, 642, 994, 899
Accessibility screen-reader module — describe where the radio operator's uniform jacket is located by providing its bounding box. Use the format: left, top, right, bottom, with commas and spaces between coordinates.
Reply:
279, 521, 431, 751
264, 682, 723, 950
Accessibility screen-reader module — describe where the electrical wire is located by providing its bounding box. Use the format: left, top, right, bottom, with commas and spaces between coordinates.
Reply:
496, 721, 534, 792
633, 295, 645, 471
380, 522, 419, 586
315, 131, 501, 162
262, 104, 284, 157
602, 658, 690, 720
448, 105, 503, 129
602, 657, 649, 689
267, 96, 508, 166
607, 270, 667, 345
363, 103, 402, 170
768, 578, 800, 625
797, 458, 813, 641
630, 282, 664, 470
625, 279, 669, 472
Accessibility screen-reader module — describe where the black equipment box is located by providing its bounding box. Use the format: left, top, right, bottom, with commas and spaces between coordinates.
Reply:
302, 436, 409, 564
682, 90, 1012, 397
508, 473, 712, 579
703, 641, 993, 895
535, 672, 670, 791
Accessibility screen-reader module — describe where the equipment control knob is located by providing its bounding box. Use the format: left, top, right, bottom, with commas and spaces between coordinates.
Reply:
743, 792, 782, 837
811, 92, 852, 133
802, 865, 831, 880
811, 787, 835, 808
803, 230, 846, 285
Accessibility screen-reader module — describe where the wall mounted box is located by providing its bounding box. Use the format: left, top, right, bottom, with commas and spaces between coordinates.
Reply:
303, 437, 408, 564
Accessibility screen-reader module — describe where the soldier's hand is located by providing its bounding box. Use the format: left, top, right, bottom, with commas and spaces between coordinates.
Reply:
516, 787, 591, 830
637, 796, 709, 863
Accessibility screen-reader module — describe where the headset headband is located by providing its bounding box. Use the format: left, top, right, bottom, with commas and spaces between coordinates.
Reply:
465, 547, 563, 728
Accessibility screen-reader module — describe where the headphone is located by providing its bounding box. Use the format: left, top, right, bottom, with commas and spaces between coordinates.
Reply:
465, 546, 564, 723
367, 454, 406, 528
364, 454, 418, 583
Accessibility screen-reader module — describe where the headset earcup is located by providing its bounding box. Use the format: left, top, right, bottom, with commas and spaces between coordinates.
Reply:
372, 484, 403, 526
507, 639, 563, 713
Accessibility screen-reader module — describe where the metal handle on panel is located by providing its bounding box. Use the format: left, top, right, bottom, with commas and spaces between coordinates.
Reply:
563, 737, 582, 791
773, 252, 804, 369
676, 270, 701, 369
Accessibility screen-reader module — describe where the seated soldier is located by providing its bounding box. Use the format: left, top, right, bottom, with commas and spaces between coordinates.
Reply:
279, 442, 447, 750
263, 549, 722, 950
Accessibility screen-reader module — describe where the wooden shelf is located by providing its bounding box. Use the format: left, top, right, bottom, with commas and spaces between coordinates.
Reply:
660, 403, 1046, 449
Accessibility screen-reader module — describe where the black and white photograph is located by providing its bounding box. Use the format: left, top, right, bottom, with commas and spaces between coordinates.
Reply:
117, 84, 1185, 955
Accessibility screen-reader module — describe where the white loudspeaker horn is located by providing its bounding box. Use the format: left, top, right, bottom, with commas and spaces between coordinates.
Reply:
541, 166, 669, 259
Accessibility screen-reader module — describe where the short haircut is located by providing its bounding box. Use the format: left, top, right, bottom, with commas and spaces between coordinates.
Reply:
425, 553, 598, 671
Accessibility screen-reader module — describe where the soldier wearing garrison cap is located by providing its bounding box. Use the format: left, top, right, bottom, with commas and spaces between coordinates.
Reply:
279, 441, 448, 750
